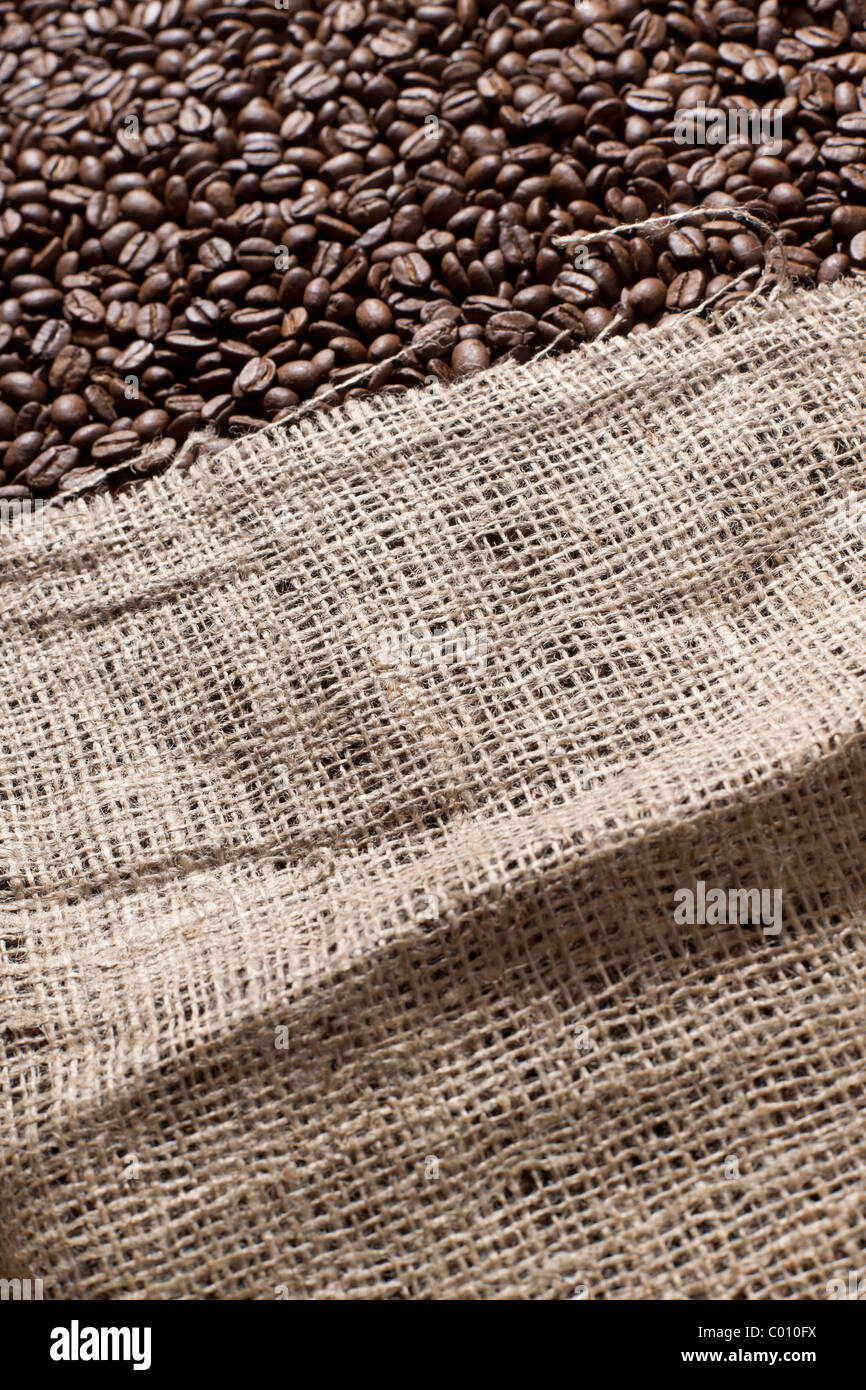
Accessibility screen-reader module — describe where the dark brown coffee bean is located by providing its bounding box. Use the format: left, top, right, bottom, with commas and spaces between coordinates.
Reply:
411, 319, 458, 360
729, 234, 765, 269
850, 232, 866, 268
50, 394, 88, 432
1, 371, 46, 405
86, 191, 119, 232
484, 311, 537, 350
540, 304, 587, 342
822, 136, 866, 167
25, 444, 79, 489
115, 341, 155, 374
277, 361, 321, 393
136, 304, 171, 341
208, 270, 251, 299
450, 336, 492, 375
14, 404, 45, 437
831, 205, 866, 239
49, 346, 92, 393
749, 157, 790, 188
91, 431, 140, 465
329, 335, 367, 364
117, 231, 160, 273
668, 228, 707, 267
513, 285, 554, 316
390, 253, 433, 290
768, 184, 806, 219
499, 224, 536, 269
105, 301, 139, 336
84, 384, 116, 423
817, 253, 850, 283
119, 189, 164, 230
236, 238, 278, 274
356, 299, 393, 335
303, 277, 332, 315
666, 270, 707, 311
64, 288, 105, 326
625, 88, 673, 117
69, 423, 108, 451
133, 409, 170, 441
742, 55, 779, 83
56, 465, 109, 493
31, 320, 71, 361
628, 278, 667, 317
234, 357, 276, 396
199, 236, 234, 272
4, 432, 44, 476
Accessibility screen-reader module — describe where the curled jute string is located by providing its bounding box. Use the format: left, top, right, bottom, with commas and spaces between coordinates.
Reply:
547, 204, 793, 347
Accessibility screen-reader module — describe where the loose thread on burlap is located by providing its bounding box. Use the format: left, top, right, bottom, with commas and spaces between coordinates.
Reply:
552, 204, 792, 290
551, 204, 794, 344
532, 262, 767, 361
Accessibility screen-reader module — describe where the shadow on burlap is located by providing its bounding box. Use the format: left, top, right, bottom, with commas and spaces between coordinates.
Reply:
1, 280, 866, 1300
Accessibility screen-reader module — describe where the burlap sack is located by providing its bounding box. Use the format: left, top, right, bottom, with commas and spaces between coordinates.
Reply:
2, 280, 866, 1301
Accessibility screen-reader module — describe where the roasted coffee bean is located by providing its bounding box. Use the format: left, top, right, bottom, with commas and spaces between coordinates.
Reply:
484, 311, 537, 349
133, 409, 170, 441
136, 304, 171, 341
50, 395, 88, 432
106, 301, 139, 336
451, 340, 490, 378
668, 228, 707, 267
120, 189, 163, 230
666, 270, 707, 311
86, 192, 119, 233
356, 299, 394, 335
69, 423, 109, 452
234, 358, 277, 396
4, 431, 44, 476
303, 277, 331, 315
25, 444, 79, 489
84, 384, 116, 423
277, 361, 321, 394
91, 431, 140, 465
49, 347, 92, 393
818, 253, 850, 282
499, 224, 536, 269
391, 253, 433, 290
850, 232, 866, 267
730, 234, 765, 269
31, 320, 71, 361
117, 231, 160, 273
115, 341, 155, 374
412, 319, 458, 360
64, 289, 104, 327
199, 237, 234, 272
628, 278, 667, 317
1, 371, 46, 405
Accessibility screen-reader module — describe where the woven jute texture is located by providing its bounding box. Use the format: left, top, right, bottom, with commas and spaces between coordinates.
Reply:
2, 280, 866, 1301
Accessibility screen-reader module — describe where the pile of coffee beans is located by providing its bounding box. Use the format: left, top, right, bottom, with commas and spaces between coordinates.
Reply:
1, 0, 865, 502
